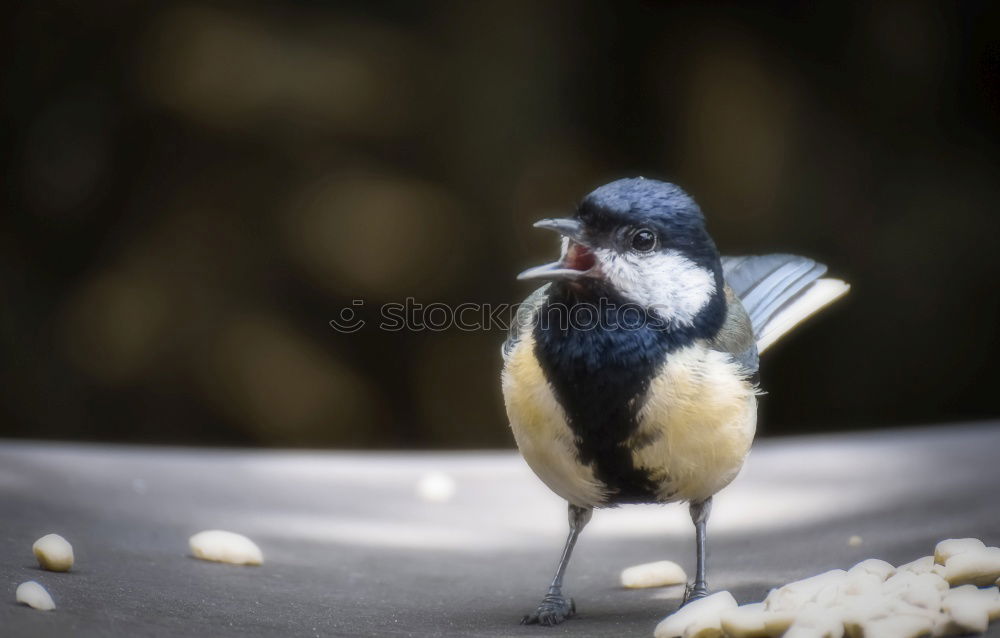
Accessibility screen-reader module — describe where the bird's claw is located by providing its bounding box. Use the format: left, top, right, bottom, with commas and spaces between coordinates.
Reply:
682, 582, 709, 606
520, 593, 576, 626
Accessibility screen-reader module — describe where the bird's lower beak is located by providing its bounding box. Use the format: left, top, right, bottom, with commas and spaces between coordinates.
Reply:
517, 218, 598, 281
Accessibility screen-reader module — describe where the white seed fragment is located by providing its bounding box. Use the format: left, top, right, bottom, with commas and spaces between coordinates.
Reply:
934, 538, 985, 565
189, 530, 263, 566
917, 571, 950, 593
814, 582, 844, 608
415, 471, 456, 503
940, 585, 992, 635
783, 604, 845, 638
847, 558, 894, 582
943, 547, 1000, 586
883, 571, 918, 594
897, 555, 945, 577
901, 576, 944, 611
861, 613, 935, 638
840, 572, 882, 599
944, 585, 1000, 622
719, 603, 783, 638
684, 622, 725, 638
654, 591, 737, 638
839, 595, 891, 638
764, 570, 847, 612
890, 599, 945, 625
848, 535, 863, 547
621, 560, 687, 589
16, 581, 56, 611
762, 610, 798, 636
32, 534, 74, 572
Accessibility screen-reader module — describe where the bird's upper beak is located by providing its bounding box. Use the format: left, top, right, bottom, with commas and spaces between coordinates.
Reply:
517, 218, 598, 281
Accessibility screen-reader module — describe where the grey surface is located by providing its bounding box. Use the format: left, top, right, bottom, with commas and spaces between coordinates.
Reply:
2, 423, 1000, 637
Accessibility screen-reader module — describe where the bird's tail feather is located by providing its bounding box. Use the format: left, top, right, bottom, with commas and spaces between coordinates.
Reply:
721, 254, 849, 354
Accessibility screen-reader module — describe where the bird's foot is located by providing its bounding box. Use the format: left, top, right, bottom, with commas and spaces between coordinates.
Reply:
682, 582, 708, 606
520, 593, 576, 626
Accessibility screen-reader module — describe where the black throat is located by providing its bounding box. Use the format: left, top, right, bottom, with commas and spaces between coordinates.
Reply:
532, 279, 726, 504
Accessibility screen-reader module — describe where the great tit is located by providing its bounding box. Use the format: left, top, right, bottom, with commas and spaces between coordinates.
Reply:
502, 177, 849, 626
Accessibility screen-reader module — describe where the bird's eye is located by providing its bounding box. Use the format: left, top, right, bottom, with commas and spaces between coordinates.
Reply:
630, 229, 657, 252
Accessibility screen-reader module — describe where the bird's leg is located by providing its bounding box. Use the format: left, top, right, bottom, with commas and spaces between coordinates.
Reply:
521, 503, 593, 626
683, 497, 712, 605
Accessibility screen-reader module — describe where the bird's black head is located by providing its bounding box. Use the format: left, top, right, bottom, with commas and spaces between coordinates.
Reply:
519, 177, 724, 327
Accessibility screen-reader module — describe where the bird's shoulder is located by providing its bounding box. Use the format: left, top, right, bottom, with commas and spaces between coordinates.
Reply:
707, 285, 759, 375
502, 284, 550, 361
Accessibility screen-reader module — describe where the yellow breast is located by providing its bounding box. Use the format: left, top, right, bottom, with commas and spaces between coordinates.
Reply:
502, 332, 608, 508
629, 345, 758, 503
503, 335, 758, 507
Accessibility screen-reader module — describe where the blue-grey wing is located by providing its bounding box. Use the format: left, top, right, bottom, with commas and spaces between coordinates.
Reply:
721, 254, 828, 338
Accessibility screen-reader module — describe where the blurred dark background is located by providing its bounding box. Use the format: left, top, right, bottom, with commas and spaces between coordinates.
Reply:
2, 1, 999, 448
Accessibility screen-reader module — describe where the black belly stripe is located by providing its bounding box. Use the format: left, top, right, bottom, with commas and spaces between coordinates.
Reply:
533, 281, 726, 505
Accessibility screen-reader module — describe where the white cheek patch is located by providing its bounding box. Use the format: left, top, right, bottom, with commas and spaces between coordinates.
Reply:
593, 248, 716, 326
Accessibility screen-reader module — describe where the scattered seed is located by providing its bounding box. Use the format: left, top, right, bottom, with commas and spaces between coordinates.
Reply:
189, 530, 263, 566
935, 538, 986, 566
654, 591, 737, 638
621, 560, 687, 589
32, 534, 74, 572
16, 581, 55, 611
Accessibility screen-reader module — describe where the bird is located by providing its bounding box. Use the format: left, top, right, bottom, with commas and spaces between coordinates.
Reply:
501, 177, 849, 626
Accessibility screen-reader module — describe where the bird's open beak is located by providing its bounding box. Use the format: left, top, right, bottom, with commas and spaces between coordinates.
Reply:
517, 218, 598, 281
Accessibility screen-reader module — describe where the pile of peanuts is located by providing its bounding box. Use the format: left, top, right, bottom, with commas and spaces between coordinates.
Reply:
652, 538, 1000, 638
